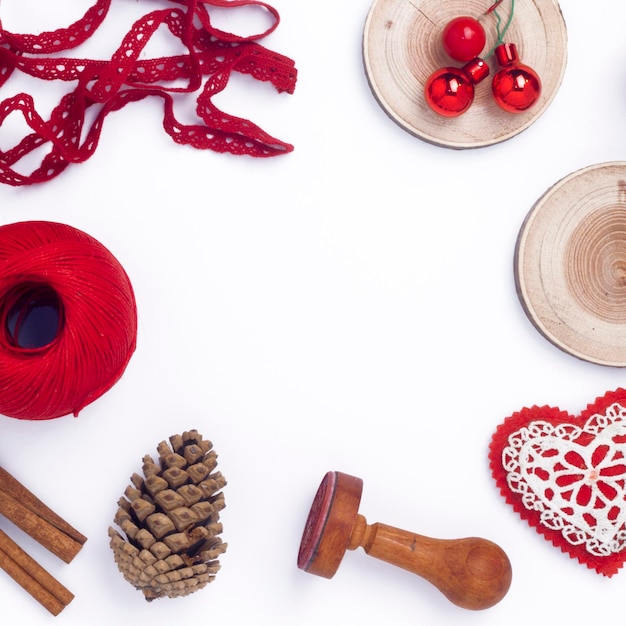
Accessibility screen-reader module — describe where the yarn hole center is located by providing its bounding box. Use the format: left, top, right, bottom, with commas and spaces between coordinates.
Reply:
4, 284, 64, 350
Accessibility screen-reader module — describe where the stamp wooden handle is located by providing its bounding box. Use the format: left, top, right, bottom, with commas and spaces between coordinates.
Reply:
298, 472, 512, 610
348, 515, 512, 610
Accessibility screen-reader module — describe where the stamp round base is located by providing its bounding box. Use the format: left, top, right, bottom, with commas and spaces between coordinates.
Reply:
515, 162, 626, 367
362, 0, 567, 149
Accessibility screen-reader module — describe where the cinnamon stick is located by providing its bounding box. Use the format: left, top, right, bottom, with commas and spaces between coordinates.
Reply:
0, 529, 74, 615
0, 490, 83, 563
0, 467, 87, 545
0, 466, 86, 563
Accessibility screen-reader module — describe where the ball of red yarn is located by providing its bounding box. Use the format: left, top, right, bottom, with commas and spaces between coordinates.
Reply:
0, 221, 137, 420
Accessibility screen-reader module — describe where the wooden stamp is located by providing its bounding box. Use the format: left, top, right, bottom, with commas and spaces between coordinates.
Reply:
298, 471, 512, 610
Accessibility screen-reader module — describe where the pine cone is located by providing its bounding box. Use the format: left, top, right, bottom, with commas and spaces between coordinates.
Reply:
108, 430, 227, 601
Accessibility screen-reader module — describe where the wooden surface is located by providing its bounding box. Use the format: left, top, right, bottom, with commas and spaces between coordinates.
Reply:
362, 0, 567, 148
515, 162, 626, 366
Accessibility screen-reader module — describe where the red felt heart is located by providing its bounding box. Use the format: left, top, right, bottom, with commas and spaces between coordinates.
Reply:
489, 389, 626, 577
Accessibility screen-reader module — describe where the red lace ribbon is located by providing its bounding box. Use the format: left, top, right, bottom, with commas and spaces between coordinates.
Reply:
0, 0, 297, 186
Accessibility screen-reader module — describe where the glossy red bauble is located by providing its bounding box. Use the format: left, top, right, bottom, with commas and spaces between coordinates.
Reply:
492, 43, 542, 113
425, 58, 489, 117
442, 16, 486, 62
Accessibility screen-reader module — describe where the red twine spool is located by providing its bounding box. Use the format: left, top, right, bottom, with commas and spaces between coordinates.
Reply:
0, 221, 137, 420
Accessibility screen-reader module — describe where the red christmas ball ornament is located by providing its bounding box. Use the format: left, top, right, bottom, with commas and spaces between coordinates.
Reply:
491, 43, 542, 113
442, 16, 486, 62
425, 58, 490, 117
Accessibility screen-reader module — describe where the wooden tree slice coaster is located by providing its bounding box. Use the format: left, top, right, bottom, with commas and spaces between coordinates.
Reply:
363, 0, 567, 148
515, 162, 626, 366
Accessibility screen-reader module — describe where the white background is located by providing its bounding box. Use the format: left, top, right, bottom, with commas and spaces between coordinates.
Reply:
1, 0, 626, 624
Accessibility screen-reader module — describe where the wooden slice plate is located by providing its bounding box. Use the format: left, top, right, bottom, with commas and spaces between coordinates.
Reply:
362, 0, 567, 148
515, 162, 626, 367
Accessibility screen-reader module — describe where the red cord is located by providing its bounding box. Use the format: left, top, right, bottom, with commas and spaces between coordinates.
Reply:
0, 0, 297, 186
0, 221, 137, 420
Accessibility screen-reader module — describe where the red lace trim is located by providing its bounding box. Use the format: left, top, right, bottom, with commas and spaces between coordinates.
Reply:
0, 0, 297, 186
